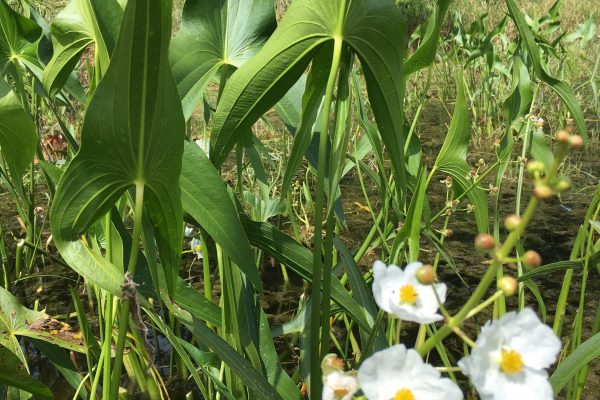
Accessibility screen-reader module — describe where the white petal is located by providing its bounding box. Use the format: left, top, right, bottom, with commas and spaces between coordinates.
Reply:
404, 261, 422, 277
359, 345, 462, 400
507, 309, 561, 370
322, 371, 359, 400
474, 368, 553, 400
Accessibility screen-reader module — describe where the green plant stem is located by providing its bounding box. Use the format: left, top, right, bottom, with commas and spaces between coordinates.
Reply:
320, 212, 335, 359
110, 183, 145, 399
199, 230, 212, 303
15, 239, 24, 279
309, 35, 343, 399
514, 87, 538, 309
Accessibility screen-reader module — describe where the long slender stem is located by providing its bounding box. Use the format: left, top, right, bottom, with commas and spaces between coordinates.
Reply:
110, 183, 145, 399
309, 35, 344, 399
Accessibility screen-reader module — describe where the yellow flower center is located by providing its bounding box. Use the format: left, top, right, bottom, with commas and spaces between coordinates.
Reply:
500, 349, 524, 374
194, 245, 202, 253
393, 388, 415, 400
399, 284, 418, 304
333, 388, 349, 398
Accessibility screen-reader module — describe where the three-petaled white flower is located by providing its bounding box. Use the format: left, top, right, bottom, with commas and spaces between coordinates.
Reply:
372, 261, 447, 324
458, 308, 561, 400
321, 354, 359, 400
358, 344, 463, 400
190, 237, 203, 259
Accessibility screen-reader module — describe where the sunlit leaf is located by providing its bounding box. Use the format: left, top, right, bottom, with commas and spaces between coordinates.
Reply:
210, 0, 407, 200
0, 0, 41, 73
42, 0, 123, 96
0, 78, 37, 193
0, 286, 85, 358
403, 0, 452, 76
170, 0, 275, 119
433, 70, 488, 232
550, 331, 600, 393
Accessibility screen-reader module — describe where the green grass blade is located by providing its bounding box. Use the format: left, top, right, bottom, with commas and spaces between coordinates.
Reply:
241, 216, 372, 331
334, 238, 386, 353
167, 299, 283, 400
180, 140, 262, 291
550, 331, 600, 393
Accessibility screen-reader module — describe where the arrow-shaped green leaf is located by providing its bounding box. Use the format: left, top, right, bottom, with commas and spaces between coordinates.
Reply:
434, 69, 488, 232
51, 0, 185, 295
170, 0, 276, 119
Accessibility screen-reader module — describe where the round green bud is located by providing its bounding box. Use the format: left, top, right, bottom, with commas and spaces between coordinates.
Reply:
526, 161, 545, 175
569, 135, 583, 150
533, 184, 553, 200
475, 233, 495, 252
499, 276, 518, 296
555, 130, 571, 144
522, 250, 542, 268
555, 177, 572, 192
504, 214, 522, 231
416, 264, 436, 285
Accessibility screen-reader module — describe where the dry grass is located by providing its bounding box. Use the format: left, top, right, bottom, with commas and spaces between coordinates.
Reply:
455, 0, 598, 32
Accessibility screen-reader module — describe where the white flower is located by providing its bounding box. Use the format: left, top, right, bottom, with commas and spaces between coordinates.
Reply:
358, 344, 463, 400
372, 261, 447, 324
458, 308, 561, 400
190, 237, 203, 259
322, 371, 359, 400
321, 354, 359, 400
536, 117, 544, 128
184, 226, 194, 237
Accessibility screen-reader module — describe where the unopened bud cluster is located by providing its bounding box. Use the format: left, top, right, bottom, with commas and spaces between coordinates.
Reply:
525, 129, 583, 201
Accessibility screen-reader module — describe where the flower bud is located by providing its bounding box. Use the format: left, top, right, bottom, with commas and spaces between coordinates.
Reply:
522, 250, 542, 268
554, 177, 571, 192
322, 354, 344, 373
533, 184, 553, 200
569, 135, 583, 150
555, 129, 571, 144
504, 214, 521, 231
499, 276, 518, 296
475, 233, 495, 252
416, 264, 436, 285
526, 161, 545, 175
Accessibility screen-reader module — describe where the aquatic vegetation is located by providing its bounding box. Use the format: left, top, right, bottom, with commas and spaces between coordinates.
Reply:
0, 0, 598, 399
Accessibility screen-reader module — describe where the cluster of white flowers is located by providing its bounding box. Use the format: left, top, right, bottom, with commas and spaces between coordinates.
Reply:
321, 261, 561, 400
